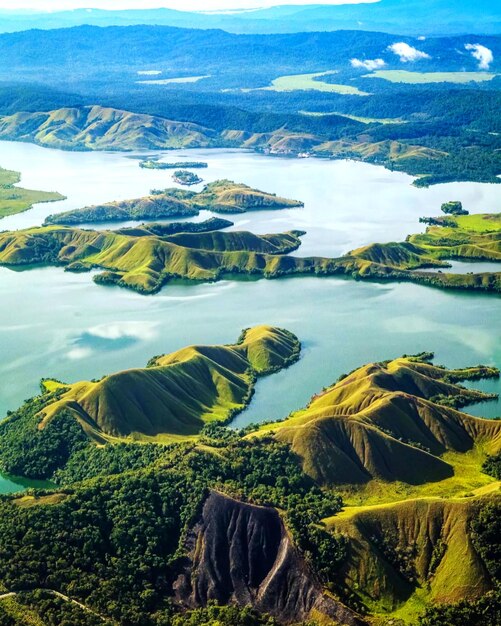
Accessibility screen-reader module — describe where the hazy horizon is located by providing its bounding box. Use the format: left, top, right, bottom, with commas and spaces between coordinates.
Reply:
0, 0, 378, 13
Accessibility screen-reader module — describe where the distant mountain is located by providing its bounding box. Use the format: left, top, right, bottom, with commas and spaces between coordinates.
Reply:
0, 0, 499, 35
0, 26, 498, 90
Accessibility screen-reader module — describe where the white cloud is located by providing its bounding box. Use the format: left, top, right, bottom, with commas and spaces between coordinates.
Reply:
351, 58, 386, 71
86, 321, 159, 341
388, 42, 431, 63
465, 44, 493, 70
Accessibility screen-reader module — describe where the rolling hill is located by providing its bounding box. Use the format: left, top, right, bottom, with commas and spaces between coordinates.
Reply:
0, 105, 221, 151
258, 354, 501, 486
0, 325, 301, 464
1, 212, 500, 295
326, 493, 500, 616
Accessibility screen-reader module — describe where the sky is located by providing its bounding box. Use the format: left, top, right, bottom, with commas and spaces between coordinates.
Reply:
0, 0, 377, 12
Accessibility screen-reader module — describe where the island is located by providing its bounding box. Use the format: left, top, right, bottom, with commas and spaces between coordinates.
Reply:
114, 217, 233, 237
0, 344, 498, 626
0, 165, 64, 219
139, 159, 208, 169
173, 169, 203, 185
43, 180, 304, 225
2, 209, 499, 296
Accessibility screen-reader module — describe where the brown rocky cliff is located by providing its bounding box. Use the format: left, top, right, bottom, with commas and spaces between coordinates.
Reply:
173, 490, 366, 625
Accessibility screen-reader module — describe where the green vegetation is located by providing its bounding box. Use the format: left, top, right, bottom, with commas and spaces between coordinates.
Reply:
1, 211, 499, 296
483, 453, 501, 480
172, 170, 203, 186
0, 106, 222, 151
418, 501, 501, 626
0, 326, 301, 477
139, 160, 208, 170
257, 354, 500, 489
115, 217, 233, 237
0, 225, 311, 294
364, 70, 498, 84
0, 435, 352, 625
260, 72, 369, 96
441, 200, 468, 216
0, 97, 498, 185
342, 212, 501, 294
0, 346, 499, 625
44, 179, 303, 225
0, 166, 64, 219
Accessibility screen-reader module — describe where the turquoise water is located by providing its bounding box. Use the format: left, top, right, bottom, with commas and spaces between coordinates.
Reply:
0, 141, 499, 490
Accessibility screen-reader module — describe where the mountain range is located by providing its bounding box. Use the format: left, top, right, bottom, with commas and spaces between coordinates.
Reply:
0, 1, 499, 35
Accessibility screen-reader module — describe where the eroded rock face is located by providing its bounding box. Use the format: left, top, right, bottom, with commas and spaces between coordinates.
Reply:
174, 490, 366, 625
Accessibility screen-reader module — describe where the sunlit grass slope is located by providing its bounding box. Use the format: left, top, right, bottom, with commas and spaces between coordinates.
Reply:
0, 105, 219, 151
37, 325, 300, 439
0, 166, 64, 219
0, 225, 309, 293
0, 212, 499, 294
255, 355, 500, 488
325, 492, 500, 619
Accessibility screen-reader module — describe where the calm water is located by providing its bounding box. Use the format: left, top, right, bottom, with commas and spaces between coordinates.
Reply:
0, 141, 500, 489
417, 260, 501, 274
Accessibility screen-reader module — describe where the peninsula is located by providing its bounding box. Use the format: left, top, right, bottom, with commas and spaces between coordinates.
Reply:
0, 165, 64, 219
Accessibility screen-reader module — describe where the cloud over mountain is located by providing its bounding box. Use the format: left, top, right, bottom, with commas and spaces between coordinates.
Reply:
350, 57, 386, 70
388, 42, 431, 62
465, 43, 494, 69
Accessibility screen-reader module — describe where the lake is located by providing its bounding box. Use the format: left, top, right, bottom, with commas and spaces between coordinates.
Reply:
0, 141, 499, 489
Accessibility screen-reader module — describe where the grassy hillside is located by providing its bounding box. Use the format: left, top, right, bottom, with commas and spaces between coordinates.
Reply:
0, 346, 498, 625
0, 166, 64, 219
256, 354, 500, 489
0, 104, 363, 155
342, 212, 501, 293
0, 99, 498, 186
44, 179, 303, 225
0, 105, 223, 151
0, 225, 313, 293
326, 494, 500, 620
1, 212, 499, 295
0, 325, 301, 478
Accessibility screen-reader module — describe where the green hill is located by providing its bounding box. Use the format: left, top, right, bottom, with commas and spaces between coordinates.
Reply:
342, 212, 501, 293
326, 493, 500, 619
257, 355, 500, 488
0, 326, 300, 456
0, 106, 221, 151
0, 225, 311, 293
44, 179, 304, 225
1, 212, 500, 295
